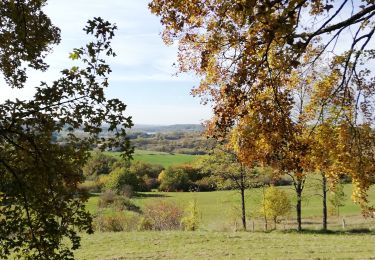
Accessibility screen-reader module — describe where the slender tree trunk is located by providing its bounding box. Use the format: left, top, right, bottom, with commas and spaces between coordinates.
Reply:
296, 180, 303, 231
274, 217, 277, 230
240, 186, 246, 230
240, 168, 246, 230
262, 185, 268, 231
322, 173, 327, 231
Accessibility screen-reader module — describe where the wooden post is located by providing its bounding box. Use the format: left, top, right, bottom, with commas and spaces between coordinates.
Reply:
252, 221, 255, 232
342, 218, 346, 229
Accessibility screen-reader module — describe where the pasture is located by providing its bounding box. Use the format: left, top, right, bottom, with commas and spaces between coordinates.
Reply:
86, 184, 375, 231
104, 150, 200, 168
79, 153, 375, 259
75, 230, 375, 259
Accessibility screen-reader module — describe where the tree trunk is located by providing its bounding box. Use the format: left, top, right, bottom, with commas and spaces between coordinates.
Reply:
274, 217, 277, 230
296, 180, 303, 231
262, 185, 268, 231
240, 187, 246, 230
322, 173, 327, 231
240, 167, 247, 230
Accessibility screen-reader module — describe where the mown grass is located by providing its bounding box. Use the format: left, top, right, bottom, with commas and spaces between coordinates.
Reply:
104, 150, 200, 168
75, 230, 375, 260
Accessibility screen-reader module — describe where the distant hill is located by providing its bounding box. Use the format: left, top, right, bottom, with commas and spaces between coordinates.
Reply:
130, 124, 204, 134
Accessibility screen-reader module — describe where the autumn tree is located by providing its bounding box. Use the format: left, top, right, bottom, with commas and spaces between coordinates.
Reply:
149, 0, 375, 129
0, 1, 132, 258
150, 0, 375, 220
260, 186, 292, 229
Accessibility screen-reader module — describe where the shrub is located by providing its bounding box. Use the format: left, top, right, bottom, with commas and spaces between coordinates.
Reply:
143, 177, 159, 191
105, 167, 141, 192
78, 180, 101, 193
98, 190, 117, 208
260, 186, 291, 229
181, 200, 200, 231
158, 168, 191, 191
98, 191, 141, 213
137, 217, 153, 231
143, 200, 183, 230
82, 152, 117, 179
96, 174, 111, 192
194, 177, 217, 191
129, 161, 164, 179
112, 196, 141, 213
93, 213, 140, 232
119, 184, 134, 198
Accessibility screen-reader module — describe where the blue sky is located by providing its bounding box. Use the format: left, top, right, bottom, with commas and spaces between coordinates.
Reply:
1, 0, 212, 125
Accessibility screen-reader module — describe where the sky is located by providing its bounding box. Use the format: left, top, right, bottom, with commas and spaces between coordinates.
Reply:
1, 0, 212, 125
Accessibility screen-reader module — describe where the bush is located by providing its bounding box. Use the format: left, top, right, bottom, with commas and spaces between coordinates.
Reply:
143, 200, 183, 230
98, 191, 140, 213
181, 200, 200, 231
119, 184, 134, 198
93, 213, 140, 232
82, 152, 117, 179
137, 217, 153, 231
143, 177, 159, 191
158, 167, 191, 191
112, 196, 141, 213
96, 174, 111, 192
194, 177, 217, 191
98, 190, 117, 208
260, 186, 291, 228
78, 180, 101, 193
105, 167, 141, 192
129, 161, 164, 179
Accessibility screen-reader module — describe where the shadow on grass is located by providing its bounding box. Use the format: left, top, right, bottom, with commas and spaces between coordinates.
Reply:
282, 228, 374, 235
89, 192, 170, 199
134, 192, 170, 199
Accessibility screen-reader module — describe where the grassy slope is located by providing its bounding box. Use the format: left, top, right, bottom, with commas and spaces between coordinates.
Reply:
75, 231, 375, 260
80, 152, 375, 259
105, 150, 200, 168
86, 184, 375, 230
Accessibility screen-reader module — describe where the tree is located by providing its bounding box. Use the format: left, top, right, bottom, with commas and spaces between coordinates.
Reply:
329, 182, 346, 217
203, 144, 257, 231
181, 199, 200, 231
105, 167, 142, 193
158, 166, 191, 191
82, 152, 118, 179
129, 161, 164, 191
150, 0, 375, 217
0, 2, 132, 258
260, 186, 291, 229
150, 0, 375, 130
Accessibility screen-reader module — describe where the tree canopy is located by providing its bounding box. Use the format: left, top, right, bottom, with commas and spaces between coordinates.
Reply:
0, 1, 132, 258
150, 0, 375, 218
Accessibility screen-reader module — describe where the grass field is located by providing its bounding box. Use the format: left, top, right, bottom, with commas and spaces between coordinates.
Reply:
79, 152, 375, 259
86, 183, 375, 231
104, 150, 200, 168
75, 230, 375, 259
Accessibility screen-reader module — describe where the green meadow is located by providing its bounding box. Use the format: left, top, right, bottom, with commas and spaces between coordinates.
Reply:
78, 153, 375, 259
75, 231, 375, 260
86, 183, 375, 231
104, 150, 200, 168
